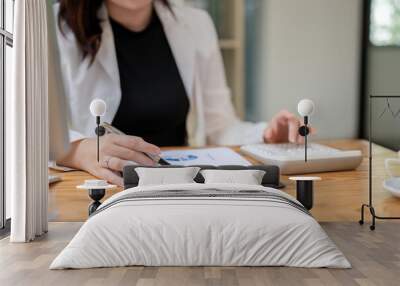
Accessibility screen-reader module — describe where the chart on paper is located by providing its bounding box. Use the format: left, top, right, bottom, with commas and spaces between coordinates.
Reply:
161, 147, 251, 166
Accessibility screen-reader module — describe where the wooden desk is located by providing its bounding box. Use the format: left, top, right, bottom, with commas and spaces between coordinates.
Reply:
49, 139, 400, 222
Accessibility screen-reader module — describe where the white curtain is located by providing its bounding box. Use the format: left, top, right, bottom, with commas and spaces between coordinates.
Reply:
9, 0, 49, 242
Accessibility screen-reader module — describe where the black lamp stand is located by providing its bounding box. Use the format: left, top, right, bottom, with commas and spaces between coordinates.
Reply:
298, 116, 310, 162
359, 95, 400, 230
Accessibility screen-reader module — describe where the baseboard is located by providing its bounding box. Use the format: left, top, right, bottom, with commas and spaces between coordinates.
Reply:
0, 218, 11, 239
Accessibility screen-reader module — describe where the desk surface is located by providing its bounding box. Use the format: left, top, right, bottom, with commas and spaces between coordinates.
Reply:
49, 139, 400, 222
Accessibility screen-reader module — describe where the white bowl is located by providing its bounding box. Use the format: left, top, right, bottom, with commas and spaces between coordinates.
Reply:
383, 177, 400, 198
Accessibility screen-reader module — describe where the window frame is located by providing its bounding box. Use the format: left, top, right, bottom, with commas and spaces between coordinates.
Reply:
0, 0, 13, 234
369, 0, 400, 48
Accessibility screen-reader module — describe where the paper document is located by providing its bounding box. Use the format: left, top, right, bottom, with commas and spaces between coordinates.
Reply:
161, 147, 251, 166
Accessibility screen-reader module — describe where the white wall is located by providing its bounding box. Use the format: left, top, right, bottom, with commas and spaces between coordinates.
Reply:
251, 0, 362, 139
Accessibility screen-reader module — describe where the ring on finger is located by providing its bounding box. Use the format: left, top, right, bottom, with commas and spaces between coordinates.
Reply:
103, 156, 112, 169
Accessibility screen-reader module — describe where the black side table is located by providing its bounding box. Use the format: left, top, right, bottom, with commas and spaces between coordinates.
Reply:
289, 177, 321, 210
88, 188, 106, 215
77, 181, 116, 215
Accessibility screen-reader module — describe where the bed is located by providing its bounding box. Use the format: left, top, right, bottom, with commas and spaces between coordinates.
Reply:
50, 165, 350, 269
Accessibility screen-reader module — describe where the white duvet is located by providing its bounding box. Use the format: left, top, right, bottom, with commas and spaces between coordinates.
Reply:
50, 183, 350, 269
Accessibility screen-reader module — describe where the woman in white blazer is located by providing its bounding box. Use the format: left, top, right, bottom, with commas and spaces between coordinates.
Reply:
56, 0, 305, 186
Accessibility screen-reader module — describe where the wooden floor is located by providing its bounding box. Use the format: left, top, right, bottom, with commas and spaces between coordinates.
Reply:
49, 139, 400, 222
1, 222, 400, 286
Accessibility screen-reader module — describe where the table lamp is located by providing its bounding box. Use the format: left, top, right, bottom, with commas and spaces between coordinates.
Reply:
292, 99, 320, 211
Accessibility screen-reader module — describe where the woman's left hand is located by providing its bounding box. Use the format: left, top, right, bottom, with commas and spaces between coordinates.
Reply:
263, 110, 313, 144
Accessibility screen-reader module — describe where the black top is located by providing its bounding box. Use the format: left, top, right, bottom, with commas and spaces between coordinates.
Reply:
110, 11, 189, 146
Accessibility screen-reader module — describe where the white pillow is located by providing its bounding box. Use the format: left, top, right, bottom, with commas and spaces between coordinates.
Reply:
200, 169, 266, 185
136, 167, 201, 186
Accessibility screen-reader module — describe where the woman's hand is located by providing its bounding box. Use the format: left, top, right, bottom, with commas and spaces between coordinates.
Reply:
264, 110, 313, 144
57, 134, 161, 186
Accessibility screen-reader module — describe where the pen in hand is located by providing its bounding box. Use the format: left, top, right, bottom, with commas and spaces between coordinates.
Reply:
101, 122, 170, 166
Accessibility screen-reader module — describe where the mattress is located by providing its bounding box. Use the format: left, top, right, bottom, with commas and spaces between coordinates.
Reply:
50, 183, 350, 269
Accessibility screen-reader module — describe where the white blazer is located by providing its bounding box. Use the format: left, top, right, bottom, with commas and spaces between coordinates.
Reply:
55, 2, 266, 146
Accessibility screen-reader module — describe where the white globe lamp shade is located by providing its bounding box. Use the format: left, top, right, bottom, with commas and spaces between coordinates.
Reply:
297, 99, 315, 117
90, 99, 107, 117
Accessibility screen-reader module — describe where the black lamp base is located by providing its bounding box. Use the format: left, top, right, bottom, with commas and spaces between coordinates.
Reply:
296, 180, 313, 210
289, 176, 320, 211
88, 188, 106, 215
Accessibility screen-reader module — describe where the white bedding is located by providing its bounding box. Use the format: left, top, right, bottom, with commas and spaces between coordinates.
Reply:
50, 183, 350, 269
